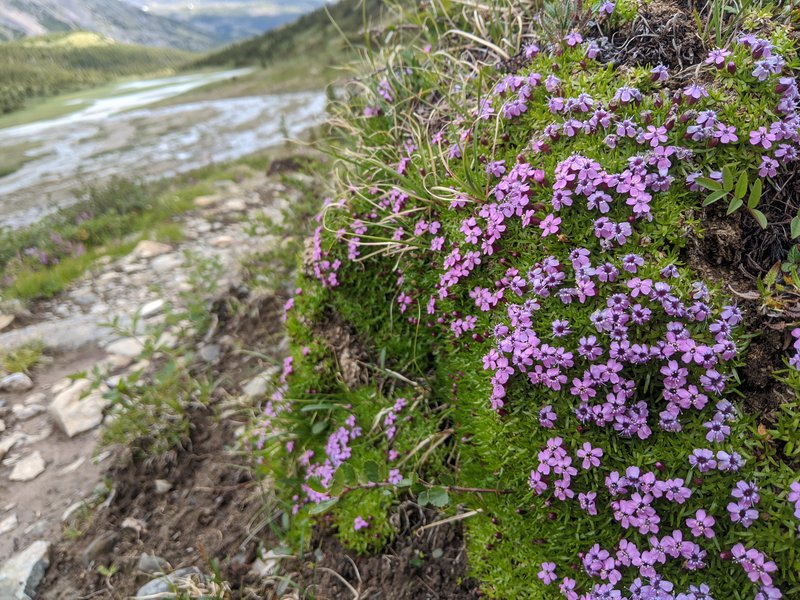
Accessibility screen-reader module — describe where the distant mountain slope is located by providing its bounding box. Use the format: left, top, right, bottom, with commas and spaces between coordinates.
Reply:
0, 0, 215, 50
120, 1, 328, 43
195, 0, 381, 68
0, 31, 193, 113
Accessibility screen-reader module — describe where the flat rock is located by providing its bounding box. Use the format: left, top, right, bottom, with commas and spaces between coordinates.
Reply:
0, 315, 125, 353
241, 367, 280, 399
0, 373, 34, 393
105, 337, 143, 358
150, 253, 183, 273
0, 540, 50, 600
135, 567, 203, 598
23, 392, 46, 406
210, 234, 234, 247
137, 553, 169, 575
0, 513, 17, 535
49, 386, 107, 438
154, 479, 172, 494
132, 240, 172, 259
0, 432, 25, 461
193, 194, 220, 208
9, 451, 45, 482
11, 404, 45, 421
198, 344, 220, 363
223, 198, 246, 212
140, 299, 165, 318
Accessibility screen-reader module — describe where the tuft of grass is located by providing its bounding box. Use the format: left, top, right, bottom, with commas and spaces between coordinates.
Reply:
1, 341, 44, 374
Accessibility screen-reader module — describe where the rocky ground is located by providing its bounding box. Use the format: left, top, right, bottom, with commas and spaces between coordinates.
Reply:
0, 171, 294, 599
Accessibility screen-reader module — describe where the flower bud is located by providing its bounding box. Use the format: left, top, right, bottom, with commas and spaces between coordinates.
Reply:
726, 61, 736, 74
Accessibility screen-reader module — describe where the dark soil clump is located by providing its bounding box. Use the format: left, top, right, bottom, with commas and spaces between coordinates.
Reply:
607, 0, 703, 72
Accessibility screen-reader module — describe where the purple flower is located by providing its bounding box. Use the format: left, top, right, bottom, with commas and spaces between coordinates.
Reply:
565, 32, 583, 47
687, 509, 716, 538
759, 155, 778, 178
732, 480, 760, 507
689, 449, 717, 472
538, 561, 557, 584
388, 469, 403, 485
684, 84, 709, 104
599, 1, 615, 16
540, 213, 561, 237
354, 516, 369, 530
705, 48, 732, 68
651, 65, 669, 82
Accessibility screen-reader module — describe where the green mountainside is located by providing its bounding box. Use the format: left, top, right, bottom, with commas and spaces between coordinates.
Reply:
194, 0, 382, 68
0, 32, 193, 114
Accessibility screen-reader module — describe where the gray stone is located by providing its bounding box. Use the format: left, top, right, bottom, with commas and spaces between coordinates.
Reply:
0, 512, 17, 535
0, 540, 50, 600
105, 337, 143, 358
82, 532, 118, 566
150, 253, 183, 273
135, 567, 203, 598
72, 291, 99, 307
0, 373, 34, 393
49, 387, 107, 438
9, 451, 45, 482
132, 240, 172, 259
154, 479, 172, 494
137, 553, 170, 575
140, 299, 165, 318
11, 404, 45, 421
241, 367, 280, 399
0, 315, 127, 353
198, 344, 220, 364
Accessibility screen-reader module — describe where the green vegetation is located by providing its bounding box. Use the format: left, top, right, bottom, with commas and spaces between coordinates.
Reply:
1, 341, 44, 374
0, 154, 271, 302
0, 32, 193, 114
241, 0, 800, 598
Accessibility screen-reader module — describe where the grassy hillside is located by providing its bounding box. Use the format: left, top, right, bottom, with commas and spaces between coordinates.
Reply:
193, 0, 382, 69
0, 32, 194, 114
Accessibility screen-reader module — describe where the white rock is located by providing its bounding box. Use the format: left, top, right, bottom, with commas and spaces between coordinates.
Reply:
154, 479, 172, 494
0, 432, 25, 461
241, 367, 280, 399
11, 404, 45, 421
223, 198, 246, 212
62, 502, 85, 523
60, 457, 85, 474
150, 253, 183, 273
9, 451, 45, 481
50, 378, 72, 395
140, 299, 165, 318
0, 540, 50, 600
0, 314, 14, 331
0, 373, 34, 393
105, 337, 143, 358
23, 392, 46, 406
132, 240, 172, 259
210, 235, 234, 247
0, 419, 4, 433
193, 195, 220, 208
0, 513, 17, 534
49, 387, 107, 438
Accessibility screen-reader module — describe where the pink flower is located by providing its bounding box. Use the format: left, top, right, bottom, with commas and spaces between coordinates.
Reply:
538, 561, 557, 584
540, 214, 561, 237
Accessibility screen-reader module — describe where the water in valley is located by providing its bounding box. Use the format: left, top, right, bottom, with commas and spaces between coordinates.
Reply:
0, 69, 327, 229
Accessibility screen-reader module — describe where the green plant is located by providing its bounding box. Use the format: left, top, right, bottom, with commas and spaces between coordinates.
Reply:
1, 341, 44, 374
697, 164, 766, 227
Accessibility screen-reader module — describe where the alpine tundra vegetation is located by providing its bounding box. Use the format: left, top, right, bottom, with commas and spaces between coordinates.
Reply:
246, 0, 800, 598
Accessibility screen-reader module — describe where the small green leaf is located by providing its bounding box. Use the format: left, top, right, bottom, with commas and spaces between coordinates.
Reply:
726, 197, 743, 215
703, 190, 727, 206
428, 486, 450, 507
750, 208, 768, 229
791, 216, 800, 240
734, 171, 748, 199
311, 420, 328, 435
308, 498, 339, 515
432, 548, 444, 559
696, 177, 723, 192
722, 165, 734, 192
363, 460, 382, 483
417, 490, 430, 506
340, 463, 357, 485
748, 178, 763, 209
